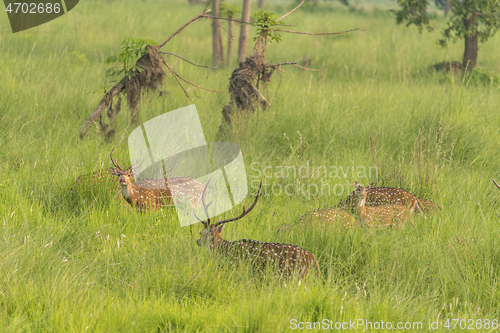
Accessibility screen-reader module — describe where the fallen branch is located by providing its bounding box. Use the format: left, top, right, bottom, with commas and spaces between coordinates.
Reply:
79, 81, 126, 139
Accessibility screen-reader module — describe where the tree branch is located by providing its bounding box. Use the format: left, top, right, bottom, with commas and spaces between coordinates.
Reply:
278, 0, 305, 22
163, 59, 228, 93
78, 81, 125, 139
162, 58, 192, 100
174, 71, 229, 93
250, 83, 271, 106
203, 15, 248, 24
160, 51, 219, 69
205, 15, 231, 37
266, 62, 326, 71
275, 24, 370, 36
292, 64, 326, 71
160, 9, 211, 48
266, 62, 297, 67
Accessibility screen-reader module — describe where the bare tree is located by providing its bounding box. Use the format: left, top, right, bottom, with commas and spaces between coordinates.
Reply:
220, 2, 240, 67
227, 13, 234, 67
444, 0, 451, 17
212, 0, 224, 66
238, 0, 252, 63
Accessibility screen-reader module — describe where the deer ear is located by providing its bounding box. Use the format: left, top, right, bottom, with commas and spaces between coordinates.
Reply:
353, 181, 359, 187
216, 224, 225, 234
109, 167, 119, 176
369, 183, 375, 189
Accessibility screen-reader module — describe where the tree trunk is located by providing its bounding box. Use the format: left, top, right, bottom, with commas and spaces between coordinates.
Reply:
238, 0, 252, 64
258, 0, 264, 8
443, 0, 451, 17
212, 0, 224, 66
462, 15, 478, 71
227, 15, 234, 67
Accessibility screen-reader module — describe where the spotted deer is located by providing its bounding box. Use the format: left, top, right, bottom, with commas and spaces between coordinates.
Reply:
336, 182, 430, 214
279, 208, 358, 233
196, 179, 320, 279
354, 181, 413, 228
109, 149, 205, 212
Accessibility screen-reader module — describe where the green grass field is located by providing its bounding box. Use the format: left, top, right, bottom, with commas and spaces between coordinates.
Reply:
1, 0, 500, 331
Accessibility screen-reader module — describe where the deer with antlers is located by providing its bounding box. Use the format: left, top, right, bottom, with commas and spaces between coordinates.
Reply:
354, 181, 414, 228
196, 179, 320, 279
109, 148, 205, 212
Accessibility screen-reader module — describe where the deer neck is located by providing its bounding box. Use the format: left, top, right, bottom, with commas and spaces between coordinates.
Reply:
211, 232, 228, 251
120, 182, 138, 205
357, 193, 367, 216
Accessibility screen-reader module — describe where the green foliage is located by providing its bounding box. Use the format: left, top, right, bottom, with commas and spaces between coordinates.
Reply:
251, 9, 285, 43
395, 0, 433, 32
397, 0, 500, 44
440, 0, 500, 46
434, 0, 446, 10
105, 37, 158, 80
463, 68, 500, 86
219, 1, 239, 18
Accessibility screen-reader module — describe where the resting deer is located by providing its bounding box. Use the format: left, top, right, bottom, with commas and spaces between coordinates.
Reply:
279, 208, 358, 233
109, 149, 205, 212
196, 179, 320, 279
354, 181, 412, 228
336, 182, 430, 214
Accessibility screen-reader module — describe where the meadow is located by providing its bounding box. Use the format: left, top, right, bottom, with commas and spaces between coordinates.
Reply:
1, 0, 500, 331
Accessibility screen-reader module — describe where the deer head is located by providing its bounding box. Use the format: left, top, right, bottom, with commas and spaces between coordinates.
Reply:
353, 181, 412, 228
195, 177, 262, 254
109, 148, 142, 187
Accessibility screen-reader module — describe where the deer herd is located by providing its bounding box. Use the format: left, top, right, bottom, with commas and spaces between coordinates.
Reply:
75, 149, 500, 280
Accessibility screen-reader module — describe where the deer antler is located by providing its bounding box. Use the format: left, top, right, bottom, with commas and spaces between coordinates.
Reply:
194, 173, 216, 226
494, 179, 500, 190
213, 179, 263, 228
131, 152, 143, 169
110, 148, 122, 169
195, 178, 263, 228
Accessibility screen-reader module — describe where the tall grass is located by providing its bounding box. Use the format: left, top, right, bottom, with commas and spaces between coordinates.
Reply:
1, 0, 500, 331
